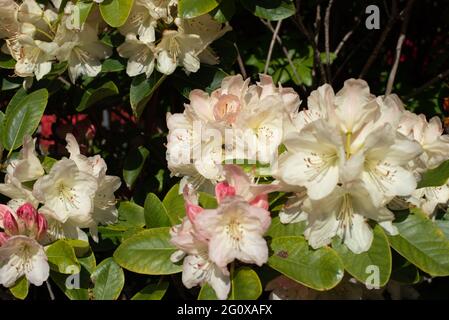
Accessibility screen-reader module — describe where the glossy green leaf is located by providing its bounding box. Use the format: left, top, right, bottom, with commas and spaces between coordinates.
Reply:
99, 0, 134, 27
266, 216, 306, 238
178, 0, 220, 19
2, 88, 48, 150
332, 225, 391, 287
241, 0, 296, 21
130, 72, 166, 118
50, 268, 91, 300
389, 209, 449, 276
91, 258, 125, 300
117, 201, 146, 228
198, 192, 217, 209
101, 58, 126, 73
267, 236, 344, 290
229, 267, 262, 300
113, 227, 183, 275
0, 52, 16, 69
213, 0, 236, 23
77, 80, 119, 111
45, 240, 80, 274
198, 284, 219, 300
144, 193, 172, 228
162, 184, 186, 225
131, 281, 169, 300
417, 159, 449, 188
9, 276, 29, 300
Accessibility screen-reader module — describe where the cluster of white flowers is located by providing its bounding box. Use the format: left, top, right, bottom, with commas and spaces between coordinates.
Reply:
0, 0, 230, 83
170, 165, 276, 299
0, 134, 121, 243
166, 74, 300, 188
117, 1, 231, 77
167, 75, 449, 298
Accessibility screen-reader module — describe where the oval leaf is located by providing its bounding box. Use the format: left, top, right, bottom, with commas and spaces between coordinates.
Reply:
417, 159, 449, 188
130, 72, 166, 118
123, 146, 150, 188
99, 0, 134, 27
45, 240, 80, 274
389, 209, 449, 276
9, 276, 29, 300
162, 184, 186, 225
131, 281, 169, 300
241, 0, 296, 21
178, 0, 220, 19
113, 227, 182, 275
91, 257, 125, 300
2, 88, 48, 150
77, 80, 119, 111
229, 267, 262, 300
267, 236, 344, 290
144, 193, 172, 227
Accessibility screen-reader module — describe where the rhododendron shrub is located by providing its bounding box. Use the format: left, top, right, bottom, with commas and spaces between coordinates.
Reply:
0, 0, 449, 301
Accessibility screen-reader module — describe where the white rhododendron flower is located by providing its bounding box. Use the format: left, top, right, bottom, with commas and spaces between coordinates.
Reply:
166, 74, 300, 186
275, 79, 427, 253
0, 203, 49, 287
0, 0, 19, 39
55, 22, 112, 83
170, 165, 275, 299
117, 34, 156, 78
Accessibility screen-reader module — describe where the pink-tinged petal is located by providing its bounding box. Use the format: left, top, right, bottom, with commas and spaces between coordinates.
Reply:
0, 204, 13, 229
249, 194, 269, 210
215, 182, 236, 203
0, 232, 9, 246
223, 165, 251, 197
183, 185, 204, 222
235, 232, 269, 266
3, 211, 19, 236
36, 214, 47, 240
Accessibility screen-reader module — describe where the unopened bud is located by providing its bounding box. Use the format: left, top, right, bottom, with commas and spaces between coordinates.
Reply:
3, 211, 19, 235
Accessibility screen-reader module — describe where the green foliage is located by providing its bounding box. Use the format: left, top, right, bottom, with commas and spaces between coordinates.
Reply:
91, 258, 125, 300
178, 0, 220, 19
99, 0, 134, 27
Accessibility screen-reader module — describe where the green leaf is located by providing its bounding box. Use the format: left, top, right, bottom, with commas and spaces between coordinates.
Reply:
50, 268, 90, 300
117, 201, 145, 228
389, 209, 449, 276
198, 284, 219, 300
101, 58, 126, 73
123, 146, 149, 188
130, 72, 166, 118
77, 80, 119, 111
266, 216, 306, 238
178, 0, 220, 19
9, 276, 29, 300
332, 225, 391, 287
113, 227, 183, 275
267, 236, 344, 290
78, 249, 97, 274
99, 0, 134, 27
144, 193, 172, 228
0, 52, 16, 69
213, 0, 236, 23
77, 1, 94, 27
41, 156, 57, 173
417, 159, 449, 188
45, 240, 80, 274
162, 184, 186, 225
241, 0, 296, 21
2, 88, 48, 151
198, 192, 217, 209
91, 258, 124, 300
1, 77, 21, 91
229, 267, 262, 300
131, 281, 169, 300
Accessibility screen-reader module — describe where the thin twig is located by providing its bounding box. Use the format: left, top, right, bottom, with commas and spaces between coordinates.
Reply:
294, 0, 327, 84
46, 281, 55, 300
233, 43, 247, 79
360, 0, 398, 78
264, 20, 283, 75
385, 0, 415, 95
260, 19, 306, 94
324, 0, 334, 80
334, 17, 361, 57
314, 4, 321, 52
404, 69, 449, 99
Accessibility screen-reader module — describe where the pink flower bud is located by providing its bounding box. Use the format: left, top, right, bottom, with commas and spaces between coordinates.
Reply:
3, 211, 19, 235
0, 232, 9, 246
16, 203, 38, 230
215, 182, 236, 203
36, 214, 48, 240
249, 194, 269, 210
